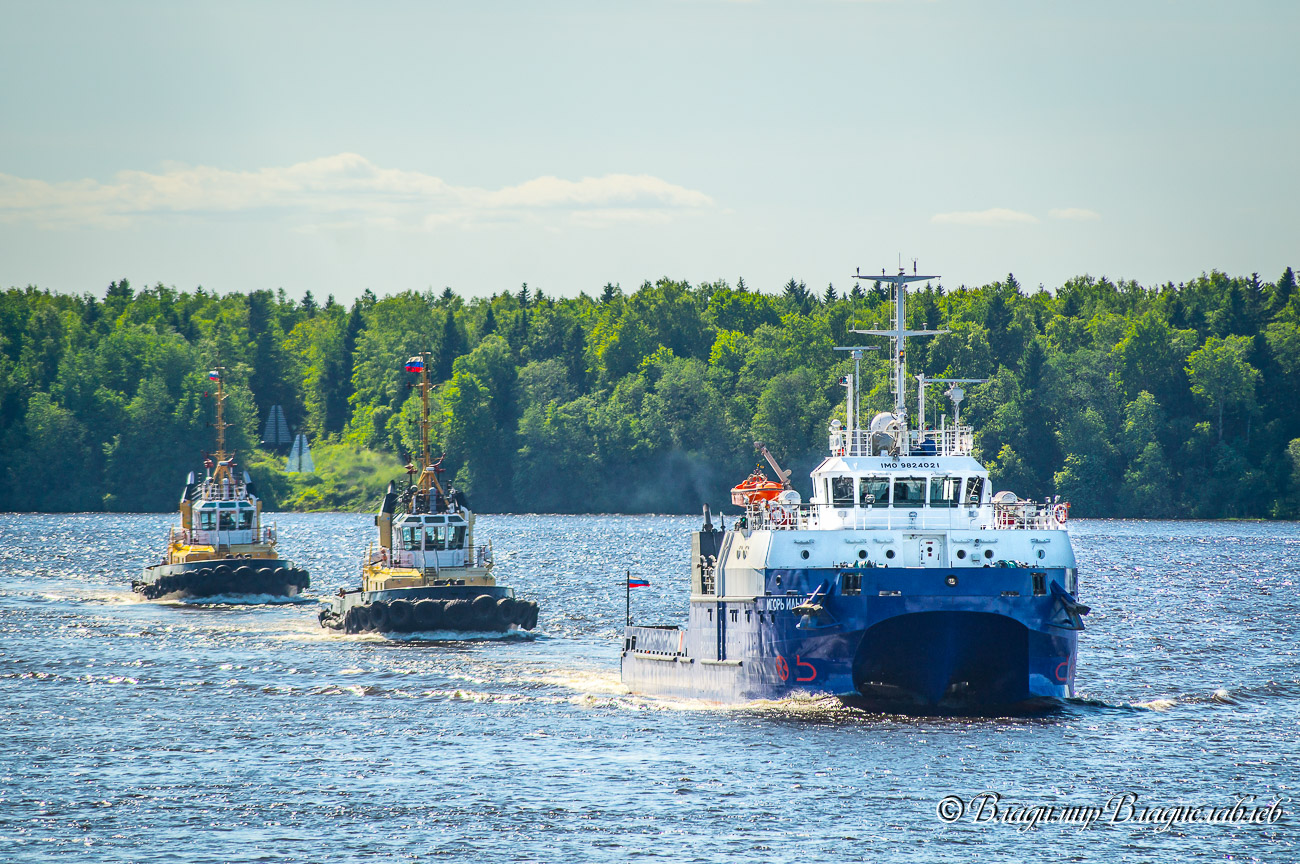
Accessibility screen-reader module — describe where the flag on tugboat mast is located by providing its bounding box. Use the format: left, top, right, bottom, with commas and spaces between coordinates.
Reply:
208, 370, 220, 381
404, 356, 425, 373
628, 577, 650, 588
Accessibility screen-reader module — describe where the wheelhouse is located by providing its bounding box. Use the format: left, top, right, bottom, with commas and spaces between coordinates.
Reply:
395, 513, 469, 552
195, 500, 257, 532
816, 471, 988, 509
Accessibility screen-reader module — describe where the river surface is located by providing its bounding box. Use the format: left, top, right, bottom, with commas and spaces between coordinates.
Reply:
0, 514, 1296, 862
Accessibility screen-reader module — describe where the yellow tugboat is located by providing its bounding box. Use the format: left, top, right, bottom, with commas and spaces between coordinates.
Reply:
318, 353, 538, 634
132, 367, 310, 600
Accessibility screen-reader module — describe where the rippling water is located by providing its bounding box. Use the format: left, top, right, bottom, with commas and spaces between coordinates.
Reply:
1, 514, 1296, 861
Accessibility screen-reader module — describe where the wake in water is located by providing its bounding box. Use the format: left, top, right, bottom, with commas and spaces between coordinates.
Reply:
311, 626, 544, 644
168, 592, 317, 606
1063, 685, 1258, 714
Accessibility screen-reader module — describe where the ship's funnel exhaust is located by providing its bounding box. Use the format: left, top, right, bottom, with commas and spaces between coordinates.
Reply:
377, 482, 398, 549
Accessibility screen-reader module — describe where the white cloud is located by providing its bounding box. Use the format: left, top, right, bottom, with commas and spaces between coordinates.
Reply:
1048, 207, 1101, 221
0, 154, 714, 230
930, 208, 1039, 227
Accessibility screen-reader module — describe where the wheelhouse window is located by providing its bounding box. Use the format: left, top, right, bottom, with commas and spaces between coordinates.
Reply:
964, 476, 986, 504
831, 476, 854, 507
198, 507, 217, 531
892, 477, 926, 507
425, 526, 445, 550
236, 506, 253, 530
450, 526, 467, 549
400, 525, 423, 550
218, 510, 236, 530
860, 477, 889, 507
929, 476, 962, 508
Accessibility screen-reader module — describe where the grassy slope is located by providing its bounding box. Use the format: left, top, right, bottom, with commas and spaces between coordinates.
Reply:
245, 444, 405, 512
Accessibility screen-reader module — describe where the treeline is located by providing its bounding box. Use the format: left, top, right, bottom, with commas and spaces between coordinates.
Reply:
2, 268, 1299, 517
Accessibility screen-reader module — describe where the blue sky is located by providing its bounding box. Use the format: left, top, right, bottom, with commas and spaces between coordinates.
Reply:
1, 1, 1296, 302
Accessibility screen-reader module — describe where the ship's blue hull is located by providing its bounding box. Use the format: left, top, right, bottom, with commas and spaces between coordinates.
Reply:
622, 565, 1081, 710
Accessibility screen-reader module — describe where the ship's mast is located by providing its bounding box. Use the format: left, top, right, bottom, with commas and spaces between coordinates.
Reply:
211, 366, 229, 461
419, 354, 431, 474
411, 352, 444, 501
850, 267, 946, 453
832, 345, 880, 448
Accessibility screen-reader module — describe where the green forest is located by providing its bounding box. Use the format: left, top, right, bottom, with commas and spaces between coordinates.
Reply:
2, 267, 1299, 518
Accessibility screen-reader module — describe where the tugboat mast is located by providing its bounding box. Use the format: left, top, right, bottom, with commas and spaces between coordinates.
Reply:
211, 366, 229, 461
418, 352, 432, 475
405, 352, 445, 511
850, 267, 946, 453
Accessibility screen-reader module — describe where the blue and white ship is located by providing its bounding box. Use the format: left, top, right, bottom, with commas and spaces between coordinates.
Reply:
621, 267, 1089, 710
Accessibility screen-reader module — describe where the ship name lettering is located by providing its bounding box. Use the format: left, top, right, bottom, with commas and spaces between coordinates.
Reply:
761, 596, 807, 612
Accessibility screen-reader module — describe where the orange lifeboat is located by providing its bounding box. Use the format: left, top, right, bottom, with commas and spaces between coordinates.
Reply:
731, 470, 783, 507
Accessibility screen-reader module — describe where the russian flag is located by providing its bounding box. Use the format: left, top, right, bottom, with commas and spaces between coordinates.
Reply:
405, 356, 425, 373
208, 370, 220, 381
628, 577, 650, 588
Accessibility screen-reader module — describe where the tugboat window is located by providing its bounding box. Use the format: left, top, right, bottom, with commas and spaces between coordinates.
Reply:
860, 477, 889, 508
451, 526, 467, 549
831, 476, 854, 507
236, 509, 253, 530
425, 526, 444, 550
199, 509, 217, 531
929, 476, 961, 508
218, 511, 236, 530
965, 476, 985, 504
401, 526, 422, 550
892, 477, 926, 506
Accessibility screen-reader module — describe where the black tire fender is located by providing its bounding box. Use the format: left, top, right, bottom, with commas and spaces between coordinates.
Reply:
368, 600, 390, 632
388, 599, 414, 631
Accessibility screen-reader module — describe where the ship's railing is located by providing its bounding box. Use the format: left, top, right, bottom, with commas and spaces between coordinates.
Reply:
830, 425, 974, 458
910, 426, 974, 457
195, 480, 249, 501
172, 525, 276, 546
366, 544, 492, 569
743, 500, 1067, 531
743, 503, 980, 532
991, 500, 1068, 530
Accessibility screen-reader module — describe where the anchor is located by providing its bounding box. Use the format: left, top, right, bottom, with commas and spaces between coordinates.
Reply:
793, 581, 840, 631
1048, 580, 1091, 631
